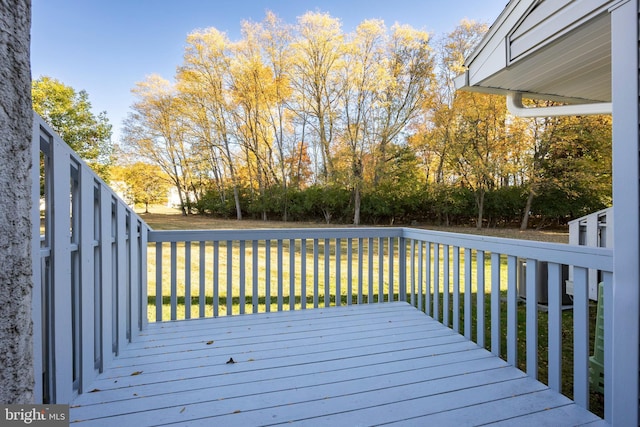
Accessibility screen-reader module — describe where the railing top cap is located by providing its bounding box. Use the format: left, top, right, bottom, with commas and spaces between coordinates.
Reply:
148, 226, 612, 271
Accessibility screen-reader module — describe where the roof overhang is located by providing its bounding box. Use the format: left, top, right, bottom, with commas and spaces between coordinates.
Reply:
455, 0, 622, 116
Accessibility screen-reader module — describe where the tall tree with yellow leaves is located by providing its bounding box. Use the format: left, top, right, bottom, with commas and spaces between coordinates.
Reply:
259, 12, 296, 219
409, 20, 486, 184
229, 20, 283, 219
290, 12, 345, 183
451, 90, 509, 228
124, 75, 196, 215
338, 19, 385, 225
410, 20, 515, 228
177, 28, 243, 219
409, 21, 486, 185
371, 23, 435, 184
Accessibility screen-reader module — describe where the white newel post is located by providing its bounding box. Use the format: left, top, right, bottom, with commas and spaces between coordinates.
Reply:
610, 0, 640, 424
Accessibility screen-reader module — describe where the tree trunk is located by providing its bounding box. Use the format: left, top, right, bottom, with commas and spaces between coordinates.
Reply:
176, 185, 187, 215
0, 0, 34, 404
353, 185, 361, 226
352, 157, 363, 226
475, 189, 485, 230
233, 185, 242, 220
520, 188, 535, 230
221, 136, 242, 221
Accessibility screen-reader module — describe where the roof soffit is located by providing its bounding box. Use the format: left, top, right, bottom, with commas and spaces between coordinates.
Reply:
507, 0, 611, 64
460, 0, 615, 103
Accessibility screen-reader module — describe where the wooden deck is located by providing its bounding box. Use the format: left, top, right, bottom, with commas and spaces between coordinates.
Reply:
70, 302, 605, 426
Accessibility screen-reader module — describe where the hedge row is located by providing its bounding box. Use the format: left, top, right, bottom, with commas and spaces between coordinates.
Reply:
194, 183, 609, 228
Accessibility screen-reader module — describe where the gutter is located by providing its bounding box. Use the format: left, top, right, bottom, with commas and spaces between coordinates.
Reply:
454, 70, 612, 118
506, 92, 612, 117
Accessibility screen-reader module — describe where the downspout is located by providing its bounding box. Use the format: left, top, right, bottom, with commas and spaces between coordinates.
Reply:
507, 92, 612, 117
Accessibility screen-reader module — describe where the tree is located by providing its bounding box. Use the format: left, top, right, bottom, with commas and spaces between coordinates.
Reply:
370, 23, 435, 184
333, 20, 434, 225
285, 141, 313, 188
409, 21, 486, 185
32, 76, 113, 180
111, 162, 169, 213
361, 145, 425, 224
177, 27, 244, 220
0, 0, 34, 403
229, 19, 282, 220
410, 21, 514, 229
532, 114, 612, 225
124, 75, 196, 215
451, 90, 509, 228
338, 19, 385, 225
290, 11, 345, 183
257, 12, 296, 220
518, 106, 555, 230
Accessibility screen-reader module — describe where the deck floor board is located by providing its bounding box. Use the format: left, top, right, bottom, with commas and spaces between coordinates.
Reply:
70, 302, 603, 426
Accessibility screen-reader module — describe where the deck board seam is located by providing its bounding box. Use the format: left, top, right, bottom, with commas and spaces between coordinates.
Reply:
73, 352, 499, 409
118, 323, 455, 358
148, 374, 533, 427
105, 328, 459, 373
78, 335, 475, 393
75, 366, 522, 424
143, 302, 414, 331
124, 317, 441, 351
72, 342, 484, 406
473, 402, 575, 426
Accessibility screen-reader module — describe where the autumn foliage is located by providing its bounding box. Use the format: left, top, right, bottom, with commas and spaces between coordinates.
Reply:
122, 14, 611, 228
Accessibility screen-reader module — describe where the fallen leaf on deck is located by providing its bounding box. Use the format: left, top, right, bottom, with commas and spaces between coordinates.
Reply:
180, 407, 186, 413
233, 410, 241, 414
226, 358, 236, 364
131, 371, 143, 376
206, 340, 214, 345
247, 358, 255, 362
88, 389, 100, 393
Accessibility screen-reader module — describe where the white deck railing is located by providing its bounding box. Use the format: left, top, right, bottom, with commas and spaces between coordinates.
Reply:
32, 113, 150, 405
147, 228, 407, 319
31, 113, 613, 419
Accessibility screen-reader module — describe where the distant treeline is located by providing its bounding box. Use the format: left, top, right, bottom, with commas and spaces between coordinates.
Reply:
193, 182, 609, 228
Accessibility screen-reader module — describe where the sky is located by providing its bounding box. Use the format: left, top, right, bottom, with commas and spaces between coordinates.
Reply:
31, 0, 508, 144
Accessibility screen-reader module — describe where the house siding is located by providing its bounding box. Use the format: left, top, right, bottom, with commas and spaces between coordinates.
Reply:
508, 0, 612, 63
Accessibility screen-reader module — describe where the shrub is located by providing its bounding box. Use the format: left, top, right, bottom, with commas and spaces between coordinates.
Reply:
484, 186, 527, 227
